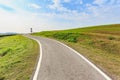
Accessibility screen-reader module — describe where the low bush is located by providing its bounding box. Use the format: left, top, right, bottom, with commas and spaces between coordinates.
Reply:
108, 36, 115, 40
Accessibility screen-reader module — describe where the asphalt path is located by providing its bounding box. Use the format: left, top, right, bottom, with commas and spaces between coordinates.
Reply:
26, 35, 112, 80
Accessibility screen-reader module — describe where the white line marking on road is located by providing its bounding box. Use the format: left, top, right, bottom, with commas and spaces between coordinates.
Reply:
31, 38, 43, 80
29, 36, 112, 80
55, 40, 112, 80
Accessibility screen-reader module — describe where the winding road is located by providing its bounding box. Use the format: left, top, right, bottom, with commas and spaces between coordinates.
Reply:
26, 35, 112, 80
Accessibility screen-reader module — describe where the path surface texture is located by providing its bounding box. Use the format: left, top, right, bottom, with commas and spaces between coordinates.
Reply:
26, 35, 112, 80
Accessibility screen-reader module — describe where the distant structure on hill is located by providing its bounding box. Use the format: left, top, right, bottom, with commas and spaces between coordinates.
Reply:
30, 28, 33, 33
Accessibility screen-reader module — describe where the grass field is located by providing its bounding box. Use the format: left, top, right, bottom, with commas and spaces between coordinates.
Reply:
0, 35, 39, 80
33, 24, 120, 80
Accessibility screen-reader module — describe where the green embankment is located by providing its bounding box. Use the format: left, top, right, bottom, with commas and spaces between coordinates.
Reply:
0, 35, 39, 80
33, 24, 120, 80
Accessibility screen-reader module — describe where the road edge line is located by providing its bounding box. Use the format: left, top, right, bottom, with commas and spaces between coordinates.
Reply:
55, 40, 112, 80
30, 38, 43, 80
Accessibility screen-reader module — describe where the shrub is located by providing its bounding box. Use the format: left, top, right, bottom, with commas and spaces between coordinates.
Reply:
108, 36, 115, 40
53, 33, 79, 42
67, 37, 77, 43
53, 33, 72, 40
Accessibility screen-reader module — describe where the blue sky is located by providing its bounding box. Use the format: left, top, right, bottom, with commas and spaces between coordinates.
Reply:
0, 0, 120, 33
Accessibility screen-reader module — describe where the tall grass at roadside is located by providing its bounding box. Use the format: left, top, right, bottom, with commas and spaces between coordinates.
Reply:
0, 35, 39, 80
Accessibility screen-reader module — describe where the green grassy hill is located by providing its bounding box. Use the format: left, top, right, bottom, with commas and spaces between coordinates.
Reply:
0, 35, 39, 80
33, 24, 120, 80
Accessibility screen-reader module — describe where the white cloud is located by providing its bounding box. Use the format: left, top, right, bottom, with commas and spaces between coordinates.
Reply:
49, 0, 61, 9
0, 0, 120, 33
93, 0, 108, 5
75, 0, 83, 4
29, 3, 41, 9
49, 0, 75, 13
0, 0, 12, 5
46, 0, 120, 28
63, 0, 83, 4
0, 1, 15, 10
109, 0, 120, 4
34, 0, 120, 30
48, 0, 84, 13
64, 0, 71, 3
79, 0, 83, 4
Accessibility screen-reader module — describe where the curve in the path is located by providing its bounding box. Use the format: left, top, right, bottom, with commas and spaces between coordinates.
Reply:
26, 35, 112, 80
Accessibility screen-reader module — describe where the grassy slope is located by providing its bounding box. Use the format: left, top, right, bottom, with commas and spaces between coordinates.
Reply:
33, 24, 120, 80
0, 35, 39, 80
